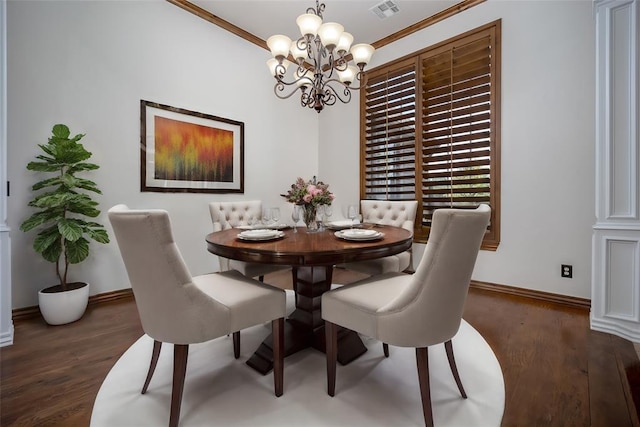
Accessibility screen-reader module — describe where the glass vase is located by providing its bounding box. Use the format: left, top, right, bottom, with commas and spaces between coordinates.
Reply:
302, 204, 319, 232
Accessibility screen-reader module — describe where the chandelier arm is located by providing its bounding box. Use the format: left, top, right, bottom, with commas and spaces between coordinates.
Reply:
325, 53, 337, 80
349, 70, 370, 90
273, 82, 304, 100
300, 89, 314, 108
307, 1, 325, 17
275, 65, 313, 87
274, 63, 287, 78
323, 69, 369, 91
322, 81, 352, 105
331, 57, 348, 72
295, 64, 312, 79
296, 37, 309, 54
322, 89, 337, 106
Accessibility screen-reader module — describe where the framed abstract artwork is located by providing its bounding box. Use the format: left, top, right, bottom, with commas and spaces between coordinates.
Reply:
140, 100, 244, 193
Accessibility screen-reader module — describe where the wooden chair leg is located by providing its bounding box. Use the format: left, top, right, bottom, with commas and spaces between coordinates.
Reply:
169, 344, 189, 427
142, 340, 162, 394
445, 340, 467, 398
383, 343, 389, 357
416, 347, 434, 427
233, 331, 240, 359
272, 318, 284, 397
325, 321, 338, 397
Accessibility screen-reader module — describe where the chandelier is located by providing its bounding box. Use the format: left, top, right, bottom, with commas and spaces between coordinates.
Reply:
266, 1, 375, 113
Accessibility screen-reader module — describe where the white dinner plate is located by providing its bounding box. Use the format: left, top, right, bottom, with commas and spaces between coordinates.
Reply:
237, 229, 284, 241
334, 229, 384, 241
236, 224, 289, 230
265, 223, 290, 230
235, 225, 254, 230
326, 220, 361, 230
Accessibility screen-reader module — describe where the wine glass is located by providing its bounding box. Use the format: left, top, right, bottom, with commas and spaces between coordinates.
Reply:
316, 205, 325, 231
291, 205, 300, 233
347, 204, 358, 229
271, 207, 281, 227
247, 215, 258, 229
262, 208, 271, 227
324, 205, 333, 227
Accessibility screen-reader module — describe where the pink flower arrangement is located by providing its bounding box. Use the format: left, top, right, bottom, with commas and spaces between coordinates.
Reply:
282, 176, 334, 207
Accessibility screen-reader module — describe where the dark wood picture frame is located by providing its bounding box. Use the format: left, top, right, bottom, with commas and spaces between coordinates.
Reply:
140, 100, 244, 193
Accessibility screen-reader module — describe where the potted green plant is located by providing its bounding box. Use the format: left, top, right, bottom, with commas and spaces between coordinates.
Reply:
20, 124, 110, 325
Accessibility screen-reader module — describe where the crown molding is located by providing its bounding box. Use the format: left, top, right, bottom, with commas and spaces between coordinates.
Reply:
166, 0, 486, 52
372, 0, 487, 49
166, 0, 267, 50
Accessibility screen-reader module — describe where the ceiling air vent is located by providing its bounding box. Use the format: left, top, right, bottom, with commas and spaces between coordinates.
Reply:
370, 0, 400, 20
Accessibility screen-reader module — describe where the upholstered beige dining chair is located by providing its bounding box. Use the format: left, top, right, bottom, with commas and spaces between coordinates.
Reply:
340, 200, 418, 275
209, 200, 289, 281
323, 204, 491, 427
108, 205, 286, 427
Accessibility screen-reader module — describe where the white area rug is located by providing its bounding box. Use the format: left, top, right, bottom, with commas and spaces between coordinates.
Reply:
91, 291, 504, 426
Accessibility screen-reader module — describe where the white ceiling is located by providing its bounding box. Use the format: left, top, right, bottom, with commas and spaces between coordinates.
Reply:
190, 0, 461, 46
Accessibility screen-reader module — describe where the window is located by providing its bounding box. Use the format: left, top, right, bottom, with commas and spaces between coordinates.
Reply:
361, 21, 501, 250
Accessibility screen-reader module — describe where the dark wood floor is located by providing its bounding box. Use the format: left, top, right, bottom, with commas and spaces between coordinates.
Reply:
1, 269, 639, 426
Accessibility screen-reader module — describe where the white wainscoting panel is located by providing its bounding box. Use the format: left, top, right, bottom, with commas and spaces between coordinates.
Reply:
592, 0, 640, 341
592, 230, 640, 342
606, 239, 639, 320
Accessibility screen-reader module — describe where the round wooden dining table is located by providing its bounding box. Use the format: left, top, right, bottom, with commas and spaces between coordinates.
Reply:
205, 225, 413, 374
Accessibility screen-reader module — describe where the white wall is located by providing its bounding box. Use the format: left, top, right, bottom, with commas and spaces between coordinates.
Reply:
318, 91, 361, 219
7, 1, 318, 308
8, 0, 598, 309
320, 0, 596, 299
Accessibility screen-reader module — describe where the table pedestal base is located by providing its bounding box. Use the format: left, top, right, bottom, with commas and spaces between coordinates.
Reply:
246, 266, 367, 375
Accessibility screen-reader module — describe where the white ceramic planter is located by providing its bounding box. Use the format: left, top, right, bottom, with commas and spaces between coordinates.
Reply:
38, 282, 90, 325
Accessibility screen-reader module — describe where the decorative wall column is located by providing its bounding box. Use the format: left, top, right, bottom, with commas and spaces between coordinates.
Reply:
592, 0, 640, 341
0, 0, 13, 347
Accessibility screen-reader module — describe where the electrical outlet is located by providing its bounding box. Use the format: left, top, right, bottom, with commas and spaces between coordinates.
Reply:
561, 264, 573, 278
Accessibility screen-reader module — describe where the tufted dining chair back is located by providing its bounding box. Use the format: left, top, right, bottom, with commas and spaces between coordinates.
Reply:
109, 205, 226, 343
368, 204, 490, 346
360, 200, 417, 232
109, 204, 286, 427
322, 204, 491, 426
340, 200, 418, 276
209, 200, 289, 280
209, 200, 263, 232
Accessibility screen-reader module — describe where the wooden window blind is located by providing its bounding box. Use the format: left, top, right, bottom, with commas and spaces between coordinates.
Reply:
360, 21, 501, 249
362, 59, 417, 201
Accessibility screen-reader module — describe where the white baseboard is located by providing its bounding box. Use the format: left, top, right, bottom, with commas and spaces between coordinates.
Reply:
591, 316, 640, 343
0, 325, 14, 347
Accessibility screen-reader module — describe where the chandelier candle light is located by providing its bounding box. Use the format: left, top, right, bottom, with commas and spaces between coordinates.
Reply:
266, 1, 375, 113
